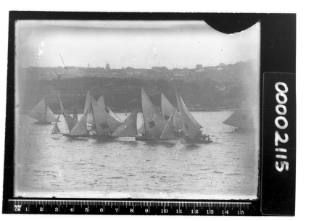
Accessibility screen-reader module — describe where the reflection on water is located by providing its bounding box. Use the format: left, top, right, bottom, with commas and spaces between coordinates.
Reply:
14, 111, 258, 199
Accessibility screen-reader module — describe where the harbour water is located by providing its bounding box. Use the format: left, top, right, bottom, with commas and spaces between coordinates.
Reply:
14, 111, 259, 199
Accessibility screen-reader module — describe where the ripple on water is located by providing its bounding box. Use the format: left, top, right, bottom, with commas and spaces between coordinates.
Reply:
225, 172, 242, 176
110, 176, 123, 179
15, 112, 259, 199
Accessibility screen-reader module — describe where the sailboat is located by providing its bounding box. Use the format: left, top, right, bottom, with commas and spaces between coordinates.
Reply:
136, 88, 167, 141
65, 91, 99, 138
63, 98, 89, 138
59, 90, 123, 139
161, 93, 183, 134
223, 108, 254, 131
29, 98, 57, 124
160, 111, 177, 140
91, 96, 122, 137
177, 95, 211, 143
57, 93, 77, 135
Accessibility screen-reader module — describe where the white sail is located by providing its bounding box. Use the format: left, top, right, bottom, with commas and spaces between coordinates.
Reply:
112, 111, 138, 137
141, 88, 166, 139
177, 95, 202, 139
29, 98, 47, 122
87, 108, 95, 125
223, 109, 254, 130
94, 98, 122, 134
86, 96, 96, 126
137, 113, 145, 135
160, 111, 176, 140
57, 93, 75, 132
161, 93, 176, 120
29, 98, 56, 123
178, 96, 202, 128
70, 114, 88, 136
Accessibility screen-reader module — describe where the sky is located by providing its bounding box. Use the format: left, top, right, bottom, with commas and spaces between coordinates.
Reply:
16, 20, 260, 69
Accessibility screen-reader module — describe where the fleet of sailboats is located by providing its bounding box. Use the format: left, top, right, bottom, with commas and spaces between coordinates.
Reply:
30, 88, 212, 143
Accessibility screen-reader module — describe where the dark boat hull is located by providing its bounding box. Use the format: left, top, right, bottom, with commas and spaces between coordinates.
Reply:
182, 135, 213, 144
135, 136, 177, 141
62, 133, 113, 139
135, 136, 156, 141
61, 132, 90, 137
184, 139, 212, 144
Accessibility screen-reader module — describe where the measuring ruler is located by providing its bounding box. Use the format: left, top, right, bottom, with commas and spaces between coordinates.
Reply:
7, 199, 259, 215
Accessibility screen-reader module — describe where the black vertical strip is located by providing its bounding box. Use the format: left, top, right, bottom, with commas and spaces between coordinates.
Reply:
2, 12, 16, 213
261, 14, 296, 73
260, 15, 296, 216
261, 72, 296, 215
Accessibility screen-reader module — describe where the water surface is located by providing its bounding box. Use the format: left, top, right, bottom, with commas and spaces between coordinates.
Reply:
15, 111, 259, 199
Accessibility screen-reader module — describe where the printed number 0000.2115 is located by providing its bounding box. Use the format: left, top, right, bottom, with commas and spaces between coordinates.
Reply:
274, 82, 289, 173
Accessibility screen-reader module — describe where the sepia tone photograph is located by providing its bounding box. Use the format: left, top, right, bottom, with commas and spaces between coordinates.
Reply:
14, 20, 260, 200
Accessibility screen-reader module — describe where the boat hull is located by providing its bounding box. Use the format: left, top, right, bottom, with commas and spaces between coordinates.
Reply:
62, 133, 117, 140
135, 136, 157, 141
183, 137, 213, 144
135, 136, 178, 142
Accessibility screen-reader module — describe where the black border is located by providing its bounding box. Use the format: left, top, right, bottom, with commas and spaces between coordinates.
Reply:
2, 11, 296, 215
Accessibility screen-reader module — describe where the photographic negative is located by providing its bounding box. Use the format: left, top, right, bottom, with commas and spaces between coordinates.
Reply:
3, 12, 296, 215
